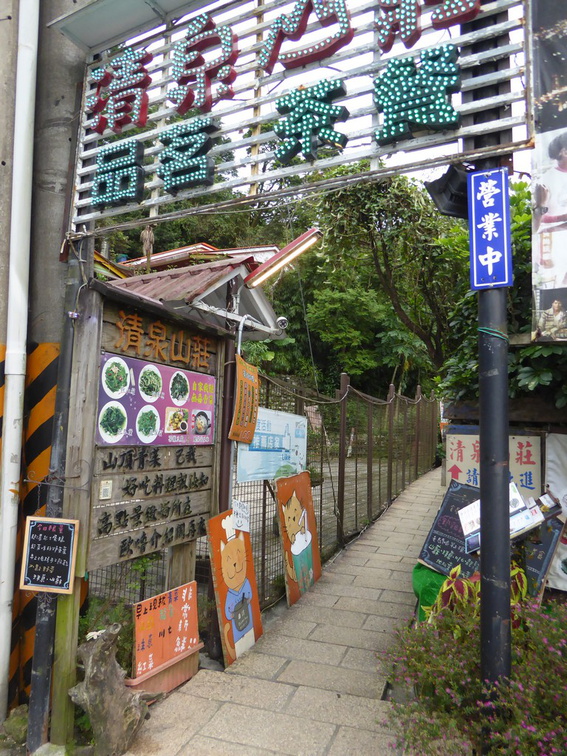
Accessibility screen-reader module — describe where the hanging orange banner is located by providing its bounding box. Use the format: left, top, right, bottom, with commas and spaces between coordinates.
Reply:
228, 354, 259, 444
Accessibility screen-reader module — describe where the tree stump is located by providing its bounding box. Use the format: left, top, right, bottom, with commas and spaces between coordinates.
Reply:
69, 624, 155, 756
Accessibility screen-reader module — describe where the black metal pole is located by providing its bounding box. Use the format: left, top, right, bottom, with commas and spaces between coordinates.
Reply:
27, 253, 81, 753
478, 287, 511, 687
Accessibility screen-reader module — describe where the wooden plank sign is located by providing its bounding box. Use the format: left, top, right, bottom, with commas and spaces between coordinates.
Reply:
132, 582, 200, 679
20, 516, 79, 594
89, 444, 213, 571
275, 471, 322, 607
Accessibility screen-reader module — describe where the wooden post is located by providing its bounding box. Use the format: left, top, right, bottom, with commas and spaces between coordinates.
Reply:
51, 288, 102, 745
167, 543, 196, 589
336, 373, 349, 546
366, 403, 373, 523
386, 384, 395, 506
401, 400, 408, 490
429, 391, 437, 469
414, 385, 422, 479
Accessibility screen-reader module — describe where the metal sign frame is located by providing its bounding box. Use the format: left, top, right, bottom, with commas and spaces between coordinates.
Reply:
69, 0, 531, 235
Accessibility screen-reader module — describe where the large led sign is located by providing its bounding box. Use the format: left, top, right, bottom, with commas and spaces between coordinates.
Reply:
70, 0, 531, 233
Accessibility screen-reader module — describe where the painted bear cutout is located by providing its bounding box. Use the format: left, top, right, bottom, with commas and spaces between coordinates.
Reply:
207, 511, 263, 666
276, 471, 322, 607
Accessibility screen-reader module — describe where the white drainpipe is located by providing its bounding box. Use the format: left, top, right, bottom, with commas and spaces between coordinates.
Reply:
0, 0, 40, 719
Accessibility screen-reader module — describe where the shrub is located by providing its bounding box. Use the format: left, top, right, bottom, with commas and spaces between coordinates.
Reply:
385, 595, 567, 755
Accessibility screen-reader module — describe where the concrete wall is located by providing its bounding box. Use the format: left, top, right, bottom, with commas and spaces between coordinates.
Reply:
29, 0, 88, 344
0, 2, 18, 341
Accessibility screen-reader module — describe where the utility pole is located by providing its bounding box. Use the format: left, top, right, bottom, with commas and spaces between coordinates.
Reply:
0, 0, 85, 733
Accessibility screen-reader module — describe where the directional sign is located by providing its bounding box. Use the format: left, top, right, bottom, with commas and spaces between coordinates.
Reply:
468, 168, 513, 290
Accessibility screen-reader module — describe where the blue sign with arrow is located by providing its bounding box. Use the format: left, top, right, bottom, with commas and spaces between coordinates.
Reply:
468, 168, 512, 290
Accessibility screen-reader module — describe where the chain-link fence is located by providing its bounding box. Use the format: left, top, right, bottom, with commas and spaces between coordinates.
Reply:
89, 374, 439, 612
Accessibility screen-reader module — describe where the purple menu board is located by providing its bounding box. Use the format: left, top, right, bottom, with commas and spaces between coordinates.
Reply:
97, 354, 215, 447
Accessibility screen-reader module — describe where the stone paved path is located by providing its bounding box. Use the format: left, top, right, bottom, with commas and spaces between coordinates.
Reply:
124, 467, 446, 756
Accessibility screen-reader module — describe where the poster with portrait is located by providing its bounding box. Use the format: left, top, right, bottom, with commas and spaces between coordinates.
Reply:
275, 471, 322, 607
207, 510, 263, 667
532, 128, 567, 341
531, 5, 567, 340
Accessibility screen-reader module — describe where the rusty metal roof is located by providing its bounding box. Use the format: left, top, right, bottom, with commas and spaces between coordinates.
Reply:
104, 256, 252, 302
91, 256, 280, 340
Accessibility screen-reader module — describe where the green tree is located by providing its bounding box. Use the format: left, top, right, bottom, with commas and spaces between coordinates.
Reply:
313, 168, 469, 370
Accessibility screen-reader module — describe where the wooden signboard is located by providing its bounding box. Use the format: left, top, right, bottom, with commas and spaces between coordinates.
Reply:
20, 516, 79, 594
275, 471, 322, 607
132, 581, 200, 679
89, 445, 213, 571
445, 427, 543, 498
102, 302, 218, 376
207, 510, 263, 667
419, 480, 564, 596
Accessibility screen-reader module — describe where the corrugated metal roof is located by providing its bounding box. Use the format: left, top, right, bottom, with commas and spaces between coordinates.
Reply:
104, 257, 253, 305
93, 256, 280, 340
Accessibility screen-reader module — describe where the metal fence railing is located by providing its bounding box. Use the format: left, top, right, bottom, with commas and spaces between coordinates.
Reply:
225, 374, 439, 609
89, 374, 439, 613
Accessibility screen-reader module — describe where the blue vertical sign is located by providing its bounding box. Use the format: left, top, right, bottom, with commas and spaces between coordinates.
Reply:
468, 168, 513, 290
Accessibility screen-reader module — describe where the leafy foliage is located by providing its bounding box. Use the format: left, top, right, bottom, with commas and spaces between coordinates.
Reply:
386, 582, 567, 755
313, 168, 469, 370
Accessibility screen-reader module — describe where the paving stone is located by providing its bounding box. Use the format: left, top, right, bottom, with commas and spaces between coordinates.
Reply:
285, 686, 393, 732
345, 542, 380, 553
295, 591, 339, 608
309, 624, 395, 652
351, 552, 403, 566
361, 613, 407, 633
287, 604, 368, 629
254, 633, 347, 665
337, 552, 370, 566
377, 589, 417, 606
198, 703, 336, 755
340, 646, 382, 671
353, 573, 414, 592
314, 581, 381, 601
181, 669, 295, 710
124, 694, 220, 756
175, 735, 274, 755
318, 570, 357, 585
176, 735, 273, 755
277, 660, 383, 699
226, 651, 288, 680
269, 616, 318, 639
334, 596, 413, 619
326, 562, 393, 580
372, 545, 417, 558
328, 725, 398, 755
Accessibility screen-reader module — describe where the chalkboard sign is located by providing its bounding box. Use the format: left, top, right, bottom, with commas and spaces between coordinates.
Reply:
419, 480, 481, 578
20, 516, 79, 594
419, 481, 564, 596
516, 518, 564, 597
